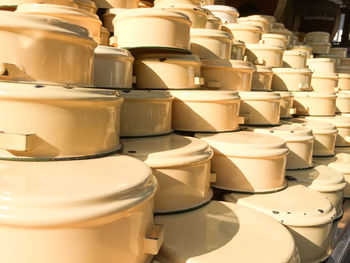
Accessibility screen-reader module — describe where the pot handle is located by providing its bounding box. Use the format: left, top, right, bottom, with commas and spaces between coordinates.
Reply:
206, 81, 221, 89
0, 131, 35, 151
238, 113, 250, 124
0, 62, 28, 81
344, 136, 350, 143
289, 108, 297, 114
144, 224, 164, 255
254, 58, 265, 66
194, 77, 204, 86
210, 172, 216, 183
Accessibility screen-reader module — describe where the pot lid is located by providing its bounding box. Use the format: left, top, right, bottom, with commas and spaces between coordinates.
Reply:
311, 72, 339, 79
307, 58, 336, 63
290, 45, 313, 51
262, 33, 288, 40
0, 10, 91, 39
0, 155, 155, 227
170, 90, 240, 101
283, 50, 308, 56
277, 91, 294, 98
155, 201, 298, 263
291, 118, 338, 134
201, 58, 254, 71
306, 116, 350, 128
305, 31, 330, 37
250, 14, 276, 23
286, 165, 346, 192
292, 91, 337, 99
94, 46, 134, 60
238, 91, 281, 100
253, 124, 314, 142
154, 3, 207, 13
254, 65, 273, 73
0, 81, 118, 100
270, 28, 292, 36
203, 5, 239, 15
226, 23, 263, 32
272, 68, 312, 74
237, 16, 270, 24
134, 52, 200, 62
121, 134, 213, 168
246, 43, 284, 51
329, 153, 350, 174
224, 184, 336, 226
119, 89, 173, 99
195, 131, 288, 158
190, 28, 232, 39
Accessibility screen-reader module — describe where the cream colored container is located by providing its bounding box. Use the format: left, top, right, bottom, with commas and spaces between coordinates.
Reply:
290, 45, 313, 58
153, 4, 208, 28
328, 153, 350, 198
286, 165, 346, 219
278, 92, 295, 119
272, 68, 312, 92
230, 40, 245, 60
307, 58, 336, 74
340, 58, 350, 67
119, 90, 173, 137
317, 54, 342, 66
282, 50, 307, 68
203, 5, 239, 24
305, 31, 331, 44
251, 14, 276, 31
196, 131, 288, 193
237, 16, 270, 33
205, 12, 222, 30
311, 73, 339, 93
251, 65, 273, 91
330, 47, 347, 58
122, 134, 213, 213
0, 11, 96, 86
155, 201, 301, 263
201, 59, 254, 91
100, 26, 110, 46
16, 3, 102, 43
338, 73, 350, 91
336, 65, 350, 74
309, 43, 332, 55
239, 91, 281, 125
336, 91, 350, 113
102, 8, 127, 33
226, 23, 263, 44
94, 46, 134, 89
114, 8, 191, 51
261, 33, 288, 50
292, 92, 337, 116
134, 53, 202, 90
92, 0, 138, 8
254, 125, 314, 170
171, 90, 241, 132
0, 82, 122, 160
245, 44, 284, 67
190, 28, 232, 59
270, 28, 293, 48
224, 184, 336, 263
74, 0, 97, 13
0, 155, 161, 263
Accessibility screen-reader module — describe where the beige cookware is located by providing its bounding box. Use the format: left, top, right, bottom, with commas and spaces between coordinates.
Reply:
102, 8, 127, 33
74, 0, 97, 13
91, 0, 138, 8
317, 54, 342, 66
119, 90, 173, 137
253, 125, 314, 170
336, 65, 350, 74
0, 82, 122, 160
0, 11, 96, 86
190, 28, 232, 59
278, 92, 295, 119
224, 184, 336, 263
205, 12, 222, 30
239, 91, 281, 126
336, 91, 350, 113
272, 68, 312, 92
328, 153, 350, 198
290, 45, 313, 58
261, 33, 288, 50
282, 50, 307, 68
94, 46, 134, 89
307, 58, 336, 74
340, 58, 350, 67
0, 154, 161, 263
114, 8, 191, 51
237, 16, 270, 33
230, 39, 246, 60
286, 165, 346, 219
330, 47, 347, 58
245, 43, 284, 67
269, 28, 293, 48
196, 131, 288, 193
16, 3, 102, 43
226, 23, 263, 44
251, 14, 276, 30
100, 26, 110, 46
155, 201, 301, 263
122, 134, 213, 213
311, 73, 339, 93
251, 65, 273, 91
309, 43, 332, 55
200, 59, 254, 91
338, 73, 350, 91
305, 31, 331, 44
171, 90, 241, 132
203, 5, 239, 24
134, 53, 202, 90
292, 92, 337, 116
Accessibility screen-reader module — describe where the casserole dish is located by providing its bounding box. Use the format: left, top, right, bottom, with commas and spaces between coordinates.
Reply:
272, 68, 312, 91
245, 43, 284, 67
292, 92, 337, 116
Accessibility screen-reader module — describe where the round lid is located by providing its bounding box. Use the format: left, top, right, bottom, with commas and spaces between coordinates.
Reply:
254, 65, 273, 73
306, 116, 350, 128
170, 90, 240, 101
238, 16, 270, 24
134, 52, 200, 62
262, 33, 288, 40
311, 72, 339, 79
272, 68, 312, 74
238, 91, 281, 100
121, 134, 213, 168
224, 184, 336, 226
195, 131, 288, 158
290, 45, 313, 51
0, 155, 155, 227
201, 58, 254, 71
283, 49, 308, 56
118, 89, 173, 99
190, 28, 232, 39
292, 91, 337, 99
286, 165, 346, 192
0, 81, 118, 100
307, 57, 336, 63
0, 10, 91, 39
329, 153, 350, 174
226, 23, 262, 32
203, 5, 239, 14
277, 91, 294, 98
155, 201, 298, 263
270, 28, 292, 36
253, 124, 314, 142
246, 43, 284, 51
94, 46, 134, 60
250, 14, 276, 23
293, 118, 338, 134
305, 31, 330, 37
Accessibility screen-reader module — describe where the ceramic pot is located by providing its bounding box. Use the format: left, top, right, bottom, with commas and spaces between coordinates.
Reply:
307, 58, 336, 74
272, 68, 312, 92
282, 50, 308, 68
311, 73, 339, 93
202, 5, 239, 24
292, 92, 337, 116
261, 33, 288, 50
245, 44, 284, 67
338, 73, 350, 91
237, 16, 271, 33
305, 31, 331, 44
226, 23, 263, 44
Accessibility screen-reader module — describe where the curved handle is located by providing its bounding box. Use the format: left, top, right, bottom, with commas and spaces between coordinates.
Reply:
210, 172, 216, 183
254, 58, 265, 65
144, 224, 164, 255
0, 131, 35, 151
206, 81, 221, 89
238, 113, 251, 124
194, 77, 204, 86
